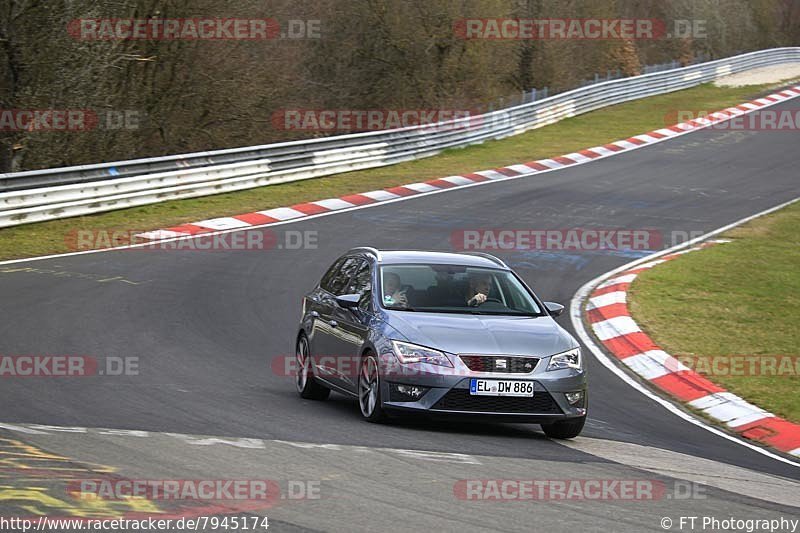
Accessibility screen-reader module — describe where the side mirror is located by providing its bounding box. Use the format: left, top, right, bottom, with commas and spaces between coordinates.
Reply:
544, 301, 565, 317
335, 294, 361, 309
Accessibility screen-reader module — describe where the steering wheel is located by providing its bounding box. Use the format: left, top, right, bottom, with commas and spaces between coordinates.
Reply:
471, 297, 502, 307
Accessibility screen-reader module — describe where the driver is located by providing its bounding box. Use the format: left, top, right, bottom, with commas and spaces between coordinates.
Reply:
466, 272, 492, 306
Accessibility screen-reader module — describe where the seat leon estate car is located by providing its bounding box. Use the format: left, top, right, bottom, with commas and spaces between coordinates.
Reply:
294, 248, 587, 438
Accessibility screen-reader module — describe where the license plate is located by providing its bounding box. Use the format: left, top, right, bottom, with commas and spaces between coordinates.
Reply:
469, 379, 534, 397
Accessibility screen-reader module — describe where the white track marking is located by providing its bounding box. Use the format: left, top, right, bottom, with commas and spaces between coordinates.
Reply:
586, 146, 617, 156
505, 164, 539, 174
561, 153, 593, 163
256, 207, 306, 220
623, 350, 690, 380
360, 189, 401, 201
0, 422, 482, 465
612, 140, 639, 150
312, 198, 356, 210
473, 169, 509, 180
400, 182, 438, 192
631, 134, 661, 143
591, 316, 641, 341
587, 291, 627, 309
688, 393, 774, 428
563, 437, 800, 508
596, 273, 638, 290
194, 217, 253, 230
440, 176, 476, 186
535, 158, 565, 169
651, 128, 681, 137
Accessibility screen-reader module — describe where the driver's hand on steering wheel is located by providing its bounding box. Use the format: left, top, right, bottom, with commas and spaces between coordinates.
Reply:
468, 292, 488, 306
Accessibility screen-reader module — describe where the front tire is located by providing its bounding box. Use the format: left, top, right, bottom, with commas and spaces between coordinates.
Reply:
358, 353, 386, 422
542, 415, 586, 439
296, 335, 330, 400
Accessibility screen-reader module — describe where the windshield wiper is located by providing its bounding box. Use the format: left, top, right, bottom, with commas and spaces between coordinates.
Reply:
467, 310, 542, 316
385, 306, 416, 311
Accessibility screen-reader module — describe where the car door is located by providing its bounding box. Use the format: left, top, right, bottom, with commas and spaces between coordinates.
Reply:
307, 256, 345, 360
330, 258, 374, 392
313, 256, 363, 389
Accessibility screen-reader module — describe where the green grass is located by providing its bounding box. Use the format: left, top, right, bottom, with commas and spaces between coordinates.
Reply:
0, 81, 791, 261
629, 201, 800, 423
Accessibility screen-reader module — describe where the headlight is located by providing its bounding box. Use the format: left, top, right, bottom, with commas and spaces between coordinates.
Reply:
547, 347, 581, 371
391, 341, 453, 367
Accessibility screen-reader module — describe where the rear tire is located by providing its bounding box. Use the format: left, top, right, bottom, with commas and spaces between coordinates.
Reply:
296, 334, 330, 400
542, 415, 586, 439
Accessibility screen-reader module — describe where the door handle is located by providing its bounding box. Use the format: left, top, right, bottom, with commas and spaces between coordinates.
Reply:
328, 320, 338, 328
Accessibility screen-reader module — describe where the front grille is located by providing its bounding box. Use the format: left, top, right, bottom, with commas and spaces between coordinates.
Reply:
459, 355, 539, 373
432, 389, 562, 414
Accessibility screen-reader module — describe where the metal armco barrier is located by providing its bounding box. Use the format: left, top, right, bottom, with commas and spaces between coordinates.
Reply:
1, 47, 798, 228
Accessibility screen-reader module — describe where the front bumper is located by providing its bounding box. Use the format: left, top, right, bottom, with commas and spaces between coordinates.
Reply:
378, 352, 587, 423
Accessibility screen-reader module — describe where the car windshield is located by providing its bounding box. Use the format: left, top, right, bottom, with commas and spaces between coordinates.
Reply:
379, 264, 544, 316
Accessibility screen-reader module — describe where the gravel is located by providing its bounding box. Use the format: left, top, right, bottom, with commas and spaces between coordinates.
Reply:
714, 63, 800, 87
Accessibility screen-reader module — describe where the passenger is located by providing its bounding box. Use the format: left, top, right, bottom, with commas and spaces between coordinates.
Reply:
383, 272, 409, 307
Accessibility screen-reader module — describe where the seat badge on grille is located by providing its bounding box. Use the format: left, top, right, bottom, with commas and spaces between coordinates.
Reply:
495, 359, 507, 370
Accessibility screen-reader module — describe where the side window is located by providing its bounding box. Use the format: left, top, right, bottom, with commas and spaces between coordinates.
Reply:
329, 257, 361, 296
320, 257, 345, 293
346, 260, 373, 310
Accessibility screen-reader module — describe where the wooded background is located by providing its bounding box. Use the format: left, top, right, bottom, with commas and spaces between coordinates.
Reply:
1, 0, 798, 172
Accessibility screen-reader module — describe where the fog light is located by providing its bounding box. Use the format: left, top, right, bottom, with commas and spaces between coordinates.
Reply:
389, 383, 428, 401
565, 391, 584, 405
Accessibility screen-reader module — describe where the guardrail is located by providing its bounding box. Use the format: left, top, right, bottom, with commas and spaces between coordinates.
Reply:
1, 47, 798, 228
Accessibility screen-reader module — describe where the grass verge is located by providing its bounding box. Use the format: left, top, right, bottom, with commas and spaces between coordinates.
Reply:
0, 81, 793, 261
628, 201, 800, 423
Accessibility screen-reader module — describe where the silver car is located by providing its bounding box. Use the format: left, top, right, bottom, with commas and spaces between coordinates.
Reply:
295, 248, 587, 438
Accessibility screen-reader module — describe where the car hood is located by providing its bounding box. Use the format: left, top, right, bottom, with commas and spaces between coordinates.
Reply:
383, 311, 576, 357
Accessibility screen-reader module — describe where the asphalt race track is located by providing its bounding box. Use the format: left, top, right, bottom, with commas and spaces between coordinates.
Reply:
1, 97, 799, 531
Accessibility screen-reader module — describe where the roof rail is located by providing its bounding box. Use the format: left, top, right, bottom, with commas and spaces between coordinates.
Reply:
348, 247, 382, 261
461, 251, 508, 268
